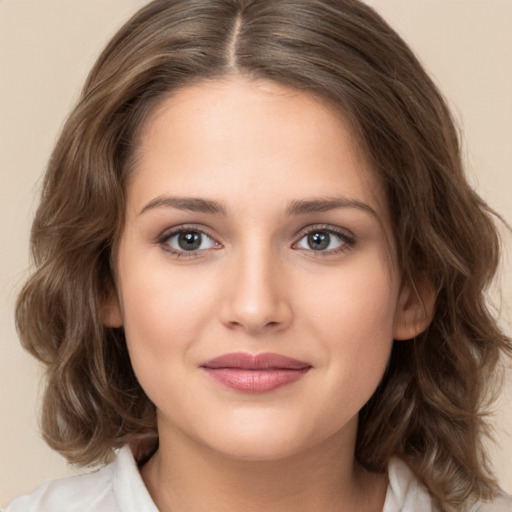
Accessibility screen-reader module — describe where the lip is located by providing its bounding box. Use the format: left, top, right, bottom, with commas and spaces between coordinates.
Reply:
201, 352, 312, 393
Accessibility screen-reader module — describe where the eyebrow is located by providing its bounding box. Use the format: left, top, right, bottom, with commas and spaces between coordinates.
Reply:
286, 197, 377, 218
139, 196, 227, 216
139, 195, 377, 218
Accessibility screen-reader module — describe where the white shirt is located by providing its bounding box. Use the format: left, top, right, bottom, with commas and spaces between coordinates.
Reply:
4, 446, 511, 512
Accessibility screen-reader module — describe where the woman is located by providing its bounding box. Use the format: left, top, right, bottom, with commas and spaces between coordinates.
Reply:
6, 1, 512, 511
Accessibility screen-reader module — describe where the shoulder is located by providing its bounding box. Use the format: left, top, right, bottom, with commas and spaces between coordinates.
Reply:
3, 463, 116, 512
3, 446, 158, 512
384, 457, 512, 512
384, 457, 434, 512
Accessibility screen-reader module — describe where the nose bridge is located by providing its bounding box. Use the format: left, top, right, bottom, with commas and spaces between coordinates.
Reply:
220, 237, 292, 333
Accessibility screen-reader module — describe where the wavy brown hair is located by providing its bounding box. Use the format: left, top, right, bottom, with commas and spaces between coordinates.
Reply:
15, 0, 511, 510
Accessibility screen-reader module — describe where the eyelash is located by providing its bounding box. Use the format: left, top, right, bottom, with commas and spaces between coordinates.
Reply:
158, 225, 220, 259
292, 224, 355, 256
157, 224, 355, 258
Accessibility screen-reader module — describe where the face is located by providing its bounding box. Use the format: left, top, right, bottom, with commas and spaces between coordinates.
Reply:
107, 77, 427, 461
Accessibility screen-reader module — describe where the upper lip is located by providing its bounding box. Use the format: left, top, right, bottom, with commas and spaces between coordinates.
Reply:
201, 352, 312, 370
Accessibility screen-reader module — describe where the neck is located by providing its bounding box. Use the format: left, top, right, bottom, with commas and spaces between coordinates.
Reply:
140, 420, 387, 512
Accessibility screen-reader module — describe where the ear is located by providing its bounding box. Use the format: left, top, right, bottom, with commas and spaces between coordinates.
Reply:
393, 276, 436, 340
102, 286, 123, 328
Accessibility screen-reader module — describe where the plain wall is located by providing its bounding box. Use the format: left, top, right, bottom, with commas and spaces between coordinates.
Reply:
1, 0, 511, 505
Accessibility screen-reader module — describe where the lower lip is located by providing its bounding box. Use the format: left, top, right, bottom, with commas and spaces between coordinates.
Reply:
203, 368, 310, 393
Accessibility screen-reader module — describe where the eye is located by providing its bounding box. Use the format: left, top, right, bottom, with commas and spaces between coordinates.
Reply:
293, 227, 354, 254
162, 228, 220, 254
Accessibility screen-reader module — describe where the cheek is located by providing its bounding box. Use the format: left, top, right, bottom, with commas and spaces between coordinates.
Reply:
303, 254, 398, 334
120, 253, 213, 326
300, 255, 398, 384
116, 259, 218, 381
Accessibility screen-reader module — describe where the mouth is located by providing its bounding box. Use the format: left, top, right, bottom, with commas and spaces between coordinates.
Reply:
200, 352, 312, 393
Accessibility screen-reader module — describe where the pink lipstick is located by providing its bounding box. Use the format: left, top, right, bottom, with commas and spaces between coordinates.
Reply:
201, 352, 312, 393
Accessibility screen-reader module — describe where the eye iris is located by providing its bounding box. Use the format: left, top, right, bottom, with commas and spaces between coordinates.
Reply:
178, 231, 202, 250
308, 232, 330, 250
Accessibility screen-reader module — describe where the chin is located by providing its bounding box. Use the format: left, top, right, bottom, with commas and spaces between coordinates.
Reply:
211, 435, 307, 462
195, 417, 327, 462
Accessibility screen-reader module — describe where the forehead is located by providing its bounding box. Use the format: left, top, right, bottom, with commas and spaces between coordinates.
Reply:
128, 76, 388, 221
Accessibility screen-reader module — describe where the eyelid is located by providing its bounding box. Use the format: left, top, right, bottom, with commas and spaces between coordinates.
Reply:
292, 224, 356, 254
156, 223, 355, 258
157, 224, 222, 257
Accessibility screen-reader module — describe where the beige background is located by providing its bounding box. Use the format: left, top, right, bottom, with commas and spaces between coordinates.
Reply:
1, 0, 511, 506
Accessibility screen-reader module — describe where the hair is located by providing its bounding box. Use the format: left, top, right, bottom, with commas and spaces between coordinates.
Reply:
15, 0, 511, 510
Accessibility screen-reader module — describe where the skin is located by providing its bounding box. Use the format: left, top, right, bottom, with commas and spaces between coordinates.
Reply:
106, 76, 433, 512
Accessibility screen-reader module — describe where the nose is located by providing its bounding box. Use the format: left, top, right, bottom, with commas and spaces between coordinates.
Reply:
219, 246, 293, 335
